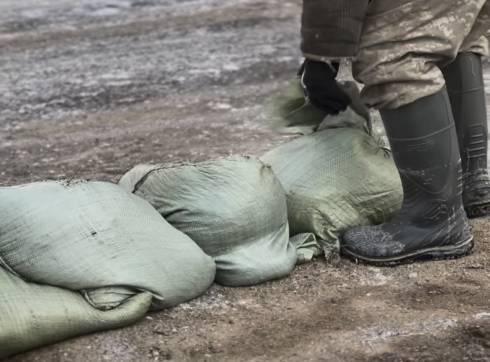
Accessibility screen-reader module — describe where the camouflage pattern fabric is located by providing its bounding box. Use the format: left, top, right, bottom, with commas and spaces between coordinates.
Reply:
352, 0, 490, 109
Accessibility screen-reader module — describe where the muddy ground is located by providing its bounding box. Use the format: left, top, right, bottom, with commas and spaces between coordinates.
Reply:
1, 0, 489, 361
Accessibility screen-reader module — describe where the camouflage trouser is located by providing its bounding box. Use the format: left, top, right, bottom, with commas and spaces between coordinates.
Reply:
353, 0, 490, 109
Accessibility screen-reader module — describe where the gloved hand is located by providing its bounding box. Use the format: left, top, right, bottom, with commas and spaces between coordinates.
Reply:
299, 59, 351, 115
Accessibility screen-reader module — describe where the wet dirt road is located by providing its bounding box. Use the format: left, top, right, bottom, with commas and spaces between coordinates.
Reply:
1, 1, 489, 361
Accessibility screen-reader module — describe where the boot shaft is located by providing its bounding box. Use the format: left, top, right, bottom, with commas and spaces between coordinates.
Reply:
380, 89, 464, 224
442, 53, 488, 175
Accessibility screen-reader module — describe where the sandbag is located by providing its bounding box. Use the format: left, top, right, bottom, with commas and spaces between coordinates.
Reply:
261, 123, 403, 254
119, 156, 297, 286
264, 79, 372, 135
0, 181, 216, 312
0, 268, 152, 359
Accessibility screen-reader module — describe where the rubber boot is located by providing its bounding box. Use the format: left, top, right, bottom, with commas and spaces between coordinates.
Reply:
341, 89, 474, 265
442, 52, 490, 218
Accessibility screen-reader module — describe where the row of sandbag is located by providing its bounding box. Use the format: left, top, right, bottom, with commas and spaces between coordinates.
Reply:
0, 181, 215, 358
0, 114, 402, 359
0, 159, 293, 358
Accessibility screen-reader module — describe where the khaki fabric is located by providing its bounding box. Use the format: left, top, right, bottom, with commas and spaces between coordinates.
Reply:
353, 0, 490, 109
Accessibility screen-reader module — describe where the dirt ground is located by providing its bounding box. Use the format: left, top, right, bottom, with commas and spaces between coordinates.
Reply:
1, 0, 489, 361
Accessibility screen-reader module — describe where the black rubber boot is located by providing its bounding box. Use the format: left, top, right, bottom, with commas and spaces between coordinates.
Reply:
442, 53, 490, 218
342, 89, 474, 265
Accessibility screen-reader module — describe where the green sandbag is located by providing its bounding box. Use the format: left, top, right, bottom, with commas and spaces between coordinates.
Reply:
0, 267, 152, 359
261, 124, 403, 255
264, 79, 371, 135
0, 181, 215, 312
119, 156, 297, 287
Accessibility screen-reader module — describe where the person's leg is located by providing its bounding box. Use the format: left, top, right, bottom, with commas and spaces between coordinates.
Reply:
442, 53, 490, 218
353, 0, 488, 110
344, 0, 488, 264
343, 88, 473, 264
440, 2, 490, 218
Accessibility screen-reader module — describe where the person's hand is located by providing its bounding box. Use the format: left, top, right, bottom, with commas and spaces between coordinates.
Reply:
299, 59, 351, 115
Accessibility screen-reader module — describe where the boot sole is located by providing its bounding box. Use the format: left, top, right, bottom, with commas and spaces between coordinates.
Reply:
466, 201, 490, 219
341, 236, 474, 266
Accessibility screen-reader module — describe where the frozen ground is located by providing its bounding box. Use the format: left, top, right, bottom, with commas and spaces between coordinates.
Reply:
1, 1, 489, 361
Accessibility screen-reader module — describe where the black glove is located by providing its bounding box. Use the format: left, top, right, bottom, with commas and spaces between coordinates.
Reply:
299, 59, 351, 115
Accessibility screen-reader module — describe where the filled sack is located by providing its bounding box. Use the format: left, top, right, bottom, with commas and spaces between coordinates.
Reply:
0, 268, 152, 359
0, 181, 215, 311
261, 119, 403, 254
119, 156, 297, 286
